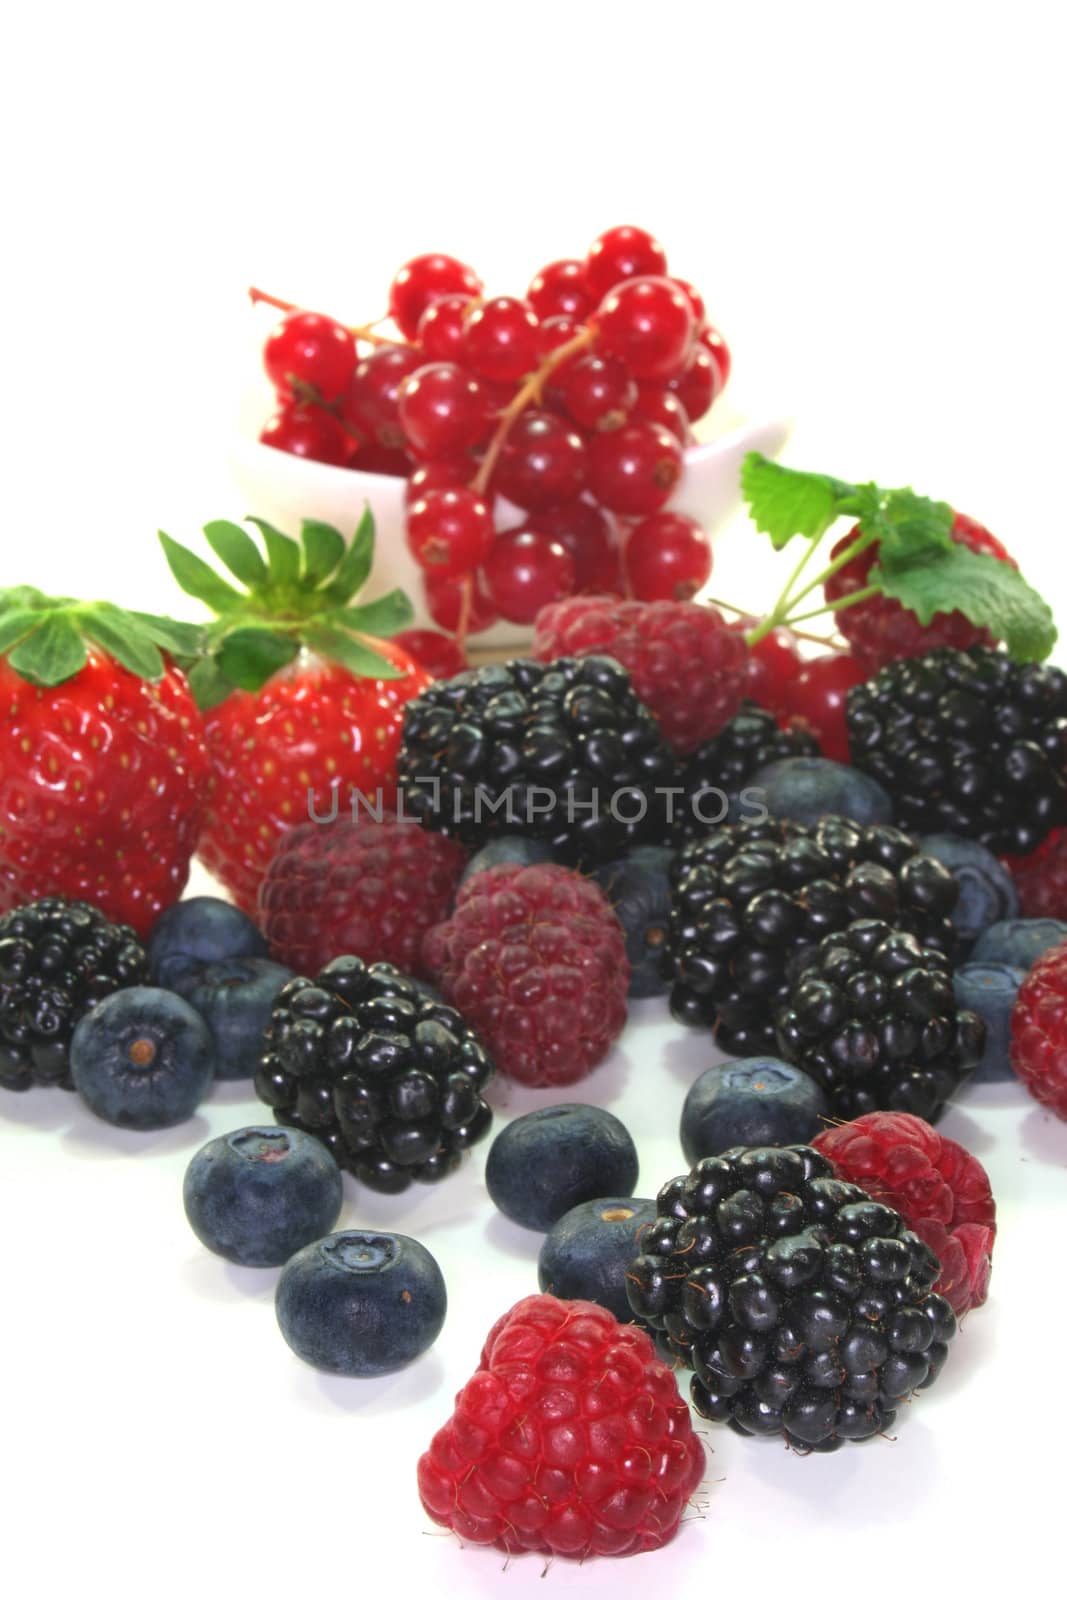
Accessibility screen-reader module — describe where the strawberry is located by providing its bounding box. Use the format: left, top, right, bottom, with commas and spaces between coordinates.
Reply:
159, 513, 429, 915
0, 590, 209, 936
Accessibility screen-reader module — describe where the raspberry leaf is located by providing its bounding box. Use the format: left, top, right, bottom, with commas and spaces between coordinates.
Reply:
335, 589, 414, 638
202, 520, 270, 590
8, 612, 88, 687
216, 625, 299, 691
305, 624, 404, 680
873, 544, 1057, 662
860, 489, 954, 563
741, 454, 866, 548
159, 532, 245, 613
300, 519, 347, 585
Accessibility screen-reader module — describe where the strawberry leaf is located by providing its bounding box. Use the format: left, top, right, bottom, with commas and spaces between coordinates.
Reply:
873, 544, 1057, 662
322, 506, 375, 606
246, 518, 301, 588
217, 626, 299, 691
202, 520, 269, 590
82, 606, 165, 680
334, 588, 414, 638
159, 532, 245, 612
8, 613, 88, 686
300, 519, 346, 586
306, 623, 403, 680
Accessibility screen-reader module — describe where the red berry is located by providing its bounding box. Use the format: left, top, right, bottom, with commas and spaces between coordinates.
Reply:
405, 456, 473, 504
461, 296, 540, 384
594, 276, 694, 381
388, 253, 482, 341
1011, 942, 1067, 1119
700, 324, 731, 389
416, 294, 475, 363
397, 362, 490, 460
667, 342, 721, 424
524, 502, 624, 595
624, 512, 711, 601
348, 443, 411, 477
391, 628, 469, 680
343, 344, 423, 450
741, 624, 803, 718
631, 384, 691, 444
784, 651, 867, 763
493, 410, 587, 510
484, 528, 575, 623
259, 404, 352, 467
585, 224, 669, 301
424, 571, 499, 636
263, 310, 356, 405
527, 258, 594, 321
1002, 828, 1067, 919
586, 420, 683, 516
537, 314, 582, 359
405, 487, 494, 577
671, 277, 707, 330
555, 353, 636, 432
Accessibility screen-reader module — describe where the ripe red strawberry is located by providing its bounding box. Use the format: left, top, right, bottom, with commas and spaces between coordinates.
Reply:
0, 591, 209, 936
417, 1293, 705, 1560
160, 514, 429, 915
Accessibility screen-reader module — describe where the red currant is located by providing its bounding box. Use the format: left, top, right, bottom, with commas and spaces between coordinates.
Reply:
349, 443, 411, 477
460, 296, 540, 384
586, 420, 683, 516
527, 259, 594, 321
594, 276, 694, 382
671, 278, 707, 331
537, 315, 582, 359
555, 354, 636, 432
585, 225, 668, 300
397, 363, 490, 460
424, 571, 499, 636
701, 324, 732, 390
523, 502, 624, 595
667, 343, 720, 424
783, 652, 867, 763
405, 487, 494, 577
392, 628, 469, 680
740, 624, 802, 717
259, 404, 352, 467
263, 311, 356, 405
484, 529, 575, 623
388, 253, 482, 341
405, 457, 473, 504
624, 512, 711, 601
416, 294, 476, 363
493, 410, 587, 510
632, 384, 691, 444
343, 344, 423, 449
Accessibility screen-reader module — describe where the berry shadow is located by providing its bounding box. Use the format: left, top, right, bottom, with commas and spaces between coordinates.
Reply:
178, 1250, 279, 1304
926, 1298, 999, 1401
739, 1413, 943, 1515
204, 1079, 263, 1111
295, 1347, 446, 1415
484, 1210, 543, 1264
0, 1084, 79, 1134
659, 1029, 724, 1088
1019, 1105, 1067, 1165
59, 1109, 213, 1162
483, 1042, 634, 1118
935, 1102, 995, 1155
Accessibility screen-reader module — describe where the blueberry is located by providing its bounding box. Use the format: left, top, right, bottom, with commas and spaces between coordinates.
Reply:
485, 1104, 639, 1232
538, 1196, 658, 1321
593, 846, 674, 998
919, 834, 1018, 947
172, 957, 294, 1081
183, 1125, 342, 1266
749, 758, 893, 828
70, 986, 214, 1129
146, 897, 267, 989
680, 1057, 830, 1162
971, 917, 1067, 971
461, 836, 556, 883
275, 1231, 446, 1376
952, 962, 1026, 1084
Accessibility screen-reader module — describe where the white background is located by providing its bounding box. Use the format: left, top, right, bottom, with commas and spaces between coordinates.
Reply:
1, 3, 1065, 1596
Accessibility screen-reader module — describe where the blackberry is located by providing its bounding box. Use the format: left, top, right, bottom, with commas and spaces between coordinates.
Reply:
667, 817, 959, 1055
0, 897, 146, 1091
626, 1144, 956, 1452
776, 920, 985, 1121
671, 704, 820, 844
847, 645, 1067, 854
254, 956, 493, 1192
396, 656, 677, 864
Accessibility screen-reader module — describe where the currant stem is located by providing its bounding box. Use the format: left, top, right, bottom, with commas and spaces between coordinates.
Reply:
456, 577, 473, 645
471, 326, 597, 496
248, 289, 404, 347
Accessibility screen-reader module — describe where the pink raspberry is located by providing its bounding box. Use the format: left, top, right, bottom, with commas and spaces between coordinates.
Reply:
812, 1111, 996, 1317
258, 815, 467, 977
532, 595, 748, 755
1011, 942, 1067, 1119
423, 863, 629, 1087
1002, 827, 1067, 919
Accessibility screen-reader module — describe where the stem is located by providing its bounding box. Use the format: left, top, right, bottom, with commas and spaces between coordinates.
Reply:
779, 585, 881, 628
248, 289, 404, 347
249, 286, 296, 313
775, 524, 829, 613
472, 326, 597, 495
456, 577, 472, 645
785, 527, 878, 614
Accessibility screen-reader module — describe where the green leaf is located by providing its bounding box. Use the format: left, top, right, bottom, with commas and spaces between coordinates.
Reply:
159, 532, 245, 613
0, 585, 50, 615
306, 623, 403, 679
873, 544, 1057, 662
82, 606, 165, 680
127, 611, 204, 661
861, 489, 955, 565
741, 453, 861, 549
246, 517, 301, 588
8, 612, 88, 686
187, 656, 235, 711
333, 588, 414, 638
202, 520, 269, 590
0, 609, 48, 655
321, 506, 375, 606
300, 519, 346, 586
216, 626, 299, 692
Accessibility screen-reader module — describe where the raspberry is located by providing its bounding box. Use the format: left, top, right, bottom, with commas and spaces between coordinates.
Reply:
423, 864, 629, 1087
531, 596, 748, 756
1010, 941, 1067, 1119
416, 1293, 705, 1560
258, 816, 467, 978
812, 1111, 996, 1317
825, 511, 1017, 673
1002, 828, 1067, 919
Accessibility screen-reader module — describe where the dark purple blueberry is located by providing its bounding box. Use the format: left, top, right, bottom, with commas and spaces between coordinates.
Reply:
485, 1104, 638, 1232
183, 1125, 342, 1266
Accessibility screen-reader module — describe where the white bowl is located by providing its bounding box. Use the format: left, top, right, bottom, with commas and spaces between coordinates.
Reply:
230, 405, 792, 649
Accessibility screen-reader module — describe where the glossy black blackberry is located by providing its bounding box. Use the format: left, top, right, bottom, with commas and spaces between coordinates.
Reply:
254, 956, 494, 1192
396, 656, 678, 864
847, 645, 1067, 854
666, 816, 960, 1055
775, 919, 984, 1122
0, 897, 146, 1091
672, 703, 820, 844
626, 1144, 956, 1453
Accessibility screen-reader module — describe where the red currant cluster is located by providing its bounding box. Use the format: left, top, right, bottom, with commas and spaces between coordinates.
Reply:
255, 226, 730, 636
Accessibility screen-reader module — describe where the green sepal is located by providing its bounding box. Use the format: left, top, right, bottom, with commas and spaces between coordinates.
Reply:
159, 531, 245, 612
321, 507, 375, 606
202, 520, 270, 590
0, 608, 49, 655
187, 656, 234, 711
7, 612, 88, 687
127, 612, 204, 663
305, 624, 403, 679
246, 517, 302, 588
334, 588, 414, 638
81, 606, 165, 681
300, 519, 347, 586
216, 626, 300, 691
